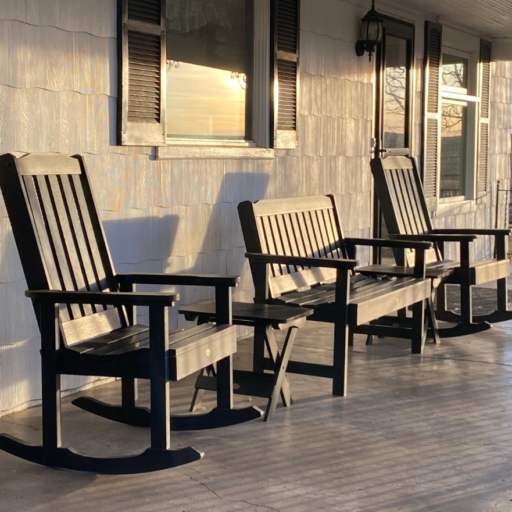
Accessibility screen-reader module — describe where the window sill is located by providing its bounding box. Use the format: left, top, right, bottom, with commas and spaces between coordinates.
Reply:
439, 195, 466, 204
157, 144, 274, 160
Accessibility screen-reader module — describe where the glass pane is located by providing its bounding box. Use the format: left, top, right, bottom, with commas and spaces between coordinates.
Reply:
442, 53, 468, 89
383, 36, 408, 148
441, 102, 467, 197
165, 0, 247, 139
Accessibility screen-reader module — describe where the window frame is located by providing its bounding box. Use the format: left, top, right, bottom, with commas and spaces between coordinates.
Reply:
439, 46, 480, 201
422, 22, 491, 211
118, 0, 300, 156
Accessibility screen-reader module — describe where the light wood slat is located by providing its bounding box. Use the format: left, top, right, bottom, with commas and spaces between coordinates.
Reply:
280, 287, 336, 306
391, 169, 418, 234
269, 215, 289, 276
398, 168, 423, 235
252, 195, 333, 216
60, 176, 102, 297
388, 169, 412, 234
62, 308, 124, 347
302, 211, 318, 257
282, 213, 300, 271
17, 154, 81, 176
327, 208, 345, 259
269, 268, 336, 297
47, 175, 94, 317
23, 176, 71, 323
68, 325, 149, 354
350, 277, 418, 301
35, 176, 82, 320
471, 258, 510, 285
259, 216, 279, 278
70, 174, 112, 293
291, 212, 307, 260
401, 169, 428, 234
321, 209, 339, 258
276, 214, 295, 273
309, 210, 327, 258
354, 279, 430, 326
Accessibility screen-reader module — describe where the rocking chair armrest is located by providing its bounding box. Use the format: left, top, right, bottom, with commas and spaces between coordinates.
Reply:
25, 290, 179, 307
116, 273, 240, 288
245, 253, 358, 270
345, 237, 432, 251
433, 228, 511, 236
389, 233, 477, 243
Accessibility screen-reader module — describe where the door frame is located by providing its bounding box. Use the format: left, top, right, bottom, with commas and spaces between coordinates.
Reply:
372, 16, 415, 258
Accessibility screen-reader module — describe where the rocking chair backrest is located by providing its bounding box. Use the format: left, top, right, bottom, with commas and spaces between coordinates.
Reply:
370, 156, 442, 264
238, 195, 347, 298
0, 153, 127, 346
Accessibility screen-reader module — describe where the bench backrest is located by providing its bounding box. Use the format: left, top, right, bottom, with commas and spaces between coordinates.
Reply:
238, 195, 347, 298
0, 153, 127, 347
371, 156, 441, 264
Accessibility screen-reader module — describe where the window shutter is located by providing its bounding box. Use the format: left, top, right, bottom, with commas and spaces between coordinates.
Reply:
272, 0, 300, 148
477, 39, 492, 195
422, 21, 442, 212
118, 0, 166, 146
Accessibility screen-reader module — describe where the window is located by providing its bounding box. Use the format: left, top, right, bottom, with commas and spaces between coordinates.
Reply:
439, 50, 478, 198
117, 0, 300, 151
422, 22, 491, 210
166, 0, 251, 141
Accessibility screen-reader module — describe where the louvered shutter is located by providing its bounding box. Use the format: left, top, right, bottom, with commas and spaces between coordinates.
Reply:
422, 21, 442, 212
118, 0, 166, 146
477, 40, 492, 195
272, 0, 300, 148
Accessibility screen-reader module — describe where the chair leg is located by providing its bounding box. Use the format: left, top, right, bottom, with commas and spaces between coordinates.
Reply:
333, 319, 349, 396
253, 324, 266, 373
497, 277, 508, 312
411, 299, 425, 354
149, 306, 171, 451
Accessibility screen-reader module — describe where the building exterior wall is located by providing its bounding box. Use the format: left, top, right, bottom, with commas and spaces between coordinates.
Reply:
0, 0, 509, 415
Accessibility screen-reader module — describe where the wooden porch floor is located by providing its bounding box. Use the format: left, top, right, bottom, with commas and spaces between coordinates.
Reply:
1, 318, 512, 511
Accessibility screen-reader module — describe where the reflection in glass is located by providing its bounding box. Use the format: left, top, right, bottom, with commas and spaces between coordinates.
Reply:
165, 0, 247, 139
383, 36, 407, 148
441, 101, 467, 197
442, 53, 468, 89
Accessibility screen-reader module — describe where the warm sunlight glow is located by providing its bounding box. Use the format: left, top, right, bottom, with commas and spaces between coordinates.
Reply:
167, 63, 246, 139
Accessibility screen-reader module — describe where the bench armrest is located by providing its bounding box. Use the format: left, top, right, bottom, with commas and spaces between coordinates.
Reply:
389, 233, 477, 243
245, 253, 359, 270
345, 237, 432, 251
433, 228, 511, 236
26, 290, 179, 307
116, 273, 240, 288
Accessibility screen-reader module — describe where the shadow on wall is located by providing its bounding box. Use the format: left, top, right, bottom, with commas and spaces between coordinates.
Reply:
102, 170, 270, 329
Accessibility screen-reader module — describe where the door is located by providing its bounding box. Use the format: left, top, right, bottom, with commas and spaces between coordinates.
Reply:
373, 17, 415, 260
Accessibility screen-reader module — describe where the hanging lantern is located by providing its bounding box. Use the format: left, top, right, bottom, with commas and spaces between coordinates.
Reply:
355, 0, 383, 62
